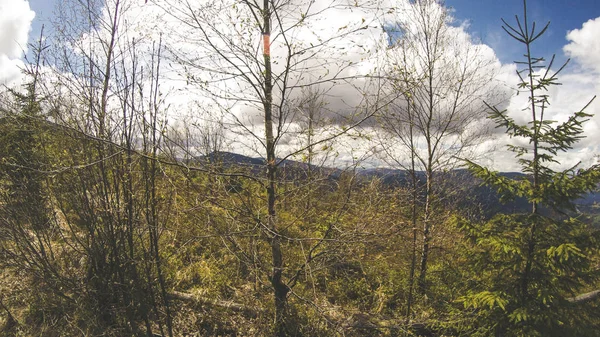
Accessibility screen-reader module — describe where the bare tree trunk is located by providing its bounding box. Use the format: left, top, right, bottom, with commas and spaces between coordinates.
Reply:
406, 101, 418, 321
262, 1, 290, 335
418, 166, 433, 291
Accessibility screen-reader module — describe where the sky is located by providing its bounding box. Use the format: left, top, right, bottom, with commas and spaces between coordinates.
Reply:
1, 0, 599, 171
25, 0, 55, 43
447, 0, 600, 64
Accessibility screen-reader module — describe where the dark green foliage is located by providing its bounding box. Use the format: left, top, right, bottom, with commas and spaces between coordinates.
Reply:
456, 213, 598, 336
0, 78, 50, 231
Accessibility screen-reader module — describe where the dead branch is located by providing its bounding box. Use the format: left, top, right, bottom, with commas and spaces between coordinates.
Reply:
567, 289, 600, 304
168, 291, 262, 317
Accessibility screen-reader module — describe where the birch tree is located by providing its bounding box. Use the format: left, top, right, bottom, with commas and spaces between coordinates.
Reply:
378, 0, 499, 294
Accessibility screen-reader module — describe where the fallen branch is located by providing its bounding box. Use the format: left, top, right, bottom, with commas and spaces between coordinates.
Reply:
567, 289, 600, 304
168, 291, 262, 317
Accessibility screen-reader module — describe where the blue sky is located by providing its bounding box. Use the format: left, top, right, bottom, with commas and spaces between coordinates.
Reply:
28, 0, 56, 42
447, 0, 600, 63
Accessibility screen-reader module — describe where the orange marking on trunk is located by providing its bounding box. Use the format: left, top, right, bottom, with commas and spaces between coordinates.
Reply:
263, 33, 270, 56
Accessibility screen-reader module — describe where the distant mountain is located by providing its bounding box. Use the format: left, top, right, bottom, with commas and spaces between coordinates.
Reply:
196, 151, 265, 167
355, 167, 599, 219
195, 151, 343, 180
193, 152, 600, 220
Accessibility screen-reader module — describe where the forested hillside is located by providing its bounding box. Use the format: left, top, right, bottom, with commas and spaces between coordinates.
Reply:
1, 0, 599, 336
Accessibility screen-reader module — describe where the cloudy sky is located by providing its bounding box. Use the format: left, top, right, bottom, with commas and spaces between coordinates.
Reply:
1, 0, 599, 172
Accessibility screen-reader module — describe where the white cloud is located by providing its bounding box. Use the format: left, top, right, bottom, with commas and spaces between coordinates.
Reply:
564, 16, 600, 73
0, 0, 35, 85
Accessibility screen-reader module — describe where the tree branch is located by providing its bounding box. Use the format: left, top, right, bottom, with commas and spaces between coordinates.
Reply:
167, 291, 263, 317
567, 289, 600, 304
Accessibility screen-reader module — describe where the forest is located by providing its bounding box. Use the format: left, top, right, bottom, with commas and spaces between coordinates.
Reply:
0, 0, 599, 336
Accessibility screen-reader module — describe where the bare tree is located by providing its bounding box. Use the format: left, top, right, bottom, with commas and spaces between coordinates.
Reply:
155, 0, 395, 334
378, 0, 499, 296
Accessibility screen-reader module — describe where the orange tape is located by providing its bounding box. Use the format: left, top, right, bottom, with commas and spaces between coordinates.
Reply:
263, 34, 270, 56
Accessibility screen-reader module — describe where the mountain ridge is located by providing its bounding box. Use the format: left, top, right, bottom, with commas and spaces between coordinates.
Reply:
194, 151, 599, 219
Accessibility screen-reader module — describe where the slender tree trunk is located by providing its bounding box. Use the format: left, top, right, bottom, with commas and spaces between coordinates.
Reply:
418, 29, 436, 291
305, 100, 314, 210
262, 1, 290, 335
418, 166, 433, 291
406, 100, 417, 321
521, 1, 539, 303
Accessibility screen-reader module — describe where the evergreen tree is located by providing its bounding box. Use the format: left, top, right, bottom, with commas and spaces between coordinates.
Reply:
0, 48, 50, 231
457, 1, 600, 335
